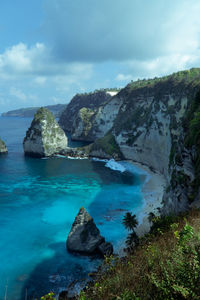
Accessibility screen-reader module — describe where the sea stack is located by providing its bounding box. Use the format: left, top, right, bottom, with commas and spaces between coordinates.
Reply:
67, 207, 113, 256
23, 107, 68, 157
0, 138, 8, 154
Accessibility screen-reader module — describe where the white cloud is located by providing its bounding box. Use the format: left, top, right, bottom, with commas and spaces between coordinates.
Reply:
2, 0, 200, 112
0, 42, 94, 111
34, 76, 47, 85
10, 87, 27, 102
120, 52, 200, 82
116, 74, 133, 81
0, 43, 46, 79
0, 42, 93, 81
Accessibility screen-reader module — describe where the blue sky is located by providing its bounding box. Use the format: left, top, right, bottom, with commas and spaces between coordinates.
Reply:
0, 0, 200, 112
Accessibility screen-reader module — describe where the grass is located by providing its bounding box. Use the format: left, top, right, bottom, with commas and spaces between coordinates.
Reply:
79, 209, 200, 300
127, 68, 200, 92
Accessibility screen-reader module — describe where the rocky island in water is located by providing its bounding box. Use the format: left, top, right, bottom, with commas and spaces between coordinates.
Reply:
23, 107, 68, 157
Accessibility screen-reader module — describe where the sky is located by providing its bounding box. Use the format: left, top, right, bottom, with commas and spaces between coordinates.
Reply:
0, 0, 200, 112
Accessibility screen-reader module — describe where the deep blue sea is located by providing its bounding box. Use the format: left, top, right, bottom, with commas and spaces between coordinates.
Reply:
0, 117, 146, 300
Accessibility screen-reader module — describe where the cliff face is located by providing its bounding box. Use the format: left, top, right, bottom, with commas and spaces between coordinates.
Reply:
23, 107, 68, 157
0, 138, 8, 154
59, 90, 117, 140
65, 68, 200, 213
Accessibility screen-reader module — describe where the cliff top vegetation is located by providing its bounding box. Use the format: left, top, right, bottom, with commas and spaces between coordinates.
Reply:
126, 68, 200, 92
79, 208, 200, 300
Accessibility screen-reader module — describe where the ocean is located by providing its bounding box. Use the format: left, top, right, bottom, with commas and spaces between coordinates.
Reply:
0, 117, 146, 300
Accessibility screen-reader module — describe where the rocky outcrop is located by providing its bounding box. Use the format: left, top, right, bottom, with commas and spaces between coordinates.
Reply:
67, 207, 113, 256
71, 94, 122, 142
65, 68, 200, 214
23, 107, 68, 157
59, 90, 118, 140
0, 138, 8, 154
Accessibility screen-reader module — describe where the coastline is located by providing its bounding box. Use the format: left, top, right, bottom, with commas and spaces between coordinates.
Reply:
57, 158, 167, 297
92, 158, 166, 258
90, 157, 166, 238
129, 161, 166, 237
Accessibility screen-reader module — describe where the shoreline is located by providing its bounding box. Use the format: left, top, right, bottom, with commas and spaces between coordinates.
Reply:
56, 158, 167, 297
129, 161, 166, 237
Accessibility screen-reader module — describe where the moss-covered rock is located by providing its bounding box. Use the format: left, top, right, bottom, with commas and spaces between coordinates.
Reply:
71, 107, 96, 141
59, 90, 112, 132
89, 133, 124, 160
23, 107, 68, 157
0, 138, 8, 154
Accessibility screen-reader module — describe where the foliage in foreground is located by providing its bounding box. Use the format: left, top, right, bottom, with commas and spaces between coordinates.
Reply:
80, 209, 200, 300
122, 212, 139, 251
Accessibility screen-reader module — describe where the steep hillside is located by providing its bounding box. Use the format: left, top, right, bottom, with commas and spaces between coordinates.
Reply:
59, 90, 119, 141
64, 68, 200, 213
79, 209, 200, 300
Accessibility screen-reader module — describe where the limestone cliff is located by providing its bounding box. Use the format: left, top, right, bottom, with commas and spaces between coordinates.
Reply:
59, 90, 119, 140
0, 138, 8, 154
23, 107, 68, 157
66, 68, 200, 213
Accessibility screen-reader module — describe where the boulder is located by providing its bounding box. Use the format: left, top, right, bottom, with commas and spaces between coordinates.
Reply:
67, 207, 113, 256
0, 138, 8, 154
97, 242, 113, 257
23, 107, 68, 157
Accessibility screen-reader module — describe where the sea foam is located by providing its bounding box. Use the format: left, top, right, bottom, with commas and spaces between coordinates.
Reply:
105, 159, 126, 172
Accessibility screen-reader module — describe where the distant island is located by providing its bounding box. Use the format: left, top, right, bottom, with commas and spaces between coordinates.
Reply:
1, 104, 67, 118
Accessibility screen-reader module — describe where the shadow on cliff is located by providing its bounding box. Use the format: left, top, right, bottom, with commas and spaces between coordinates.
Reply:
20, 242, 102, 300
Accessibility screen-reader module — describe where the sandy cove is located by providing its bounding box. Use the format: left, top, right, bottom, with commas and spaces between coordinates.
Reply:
129, 161, 167, 237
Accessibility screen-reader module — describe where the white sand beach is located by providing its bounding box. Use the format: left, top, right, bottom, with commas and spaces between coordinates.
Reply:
130, 161, 167, 237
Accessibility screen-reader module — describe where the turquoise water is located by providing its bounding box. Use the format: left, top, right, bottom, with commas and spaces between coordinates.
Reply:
0, 117, 145, 300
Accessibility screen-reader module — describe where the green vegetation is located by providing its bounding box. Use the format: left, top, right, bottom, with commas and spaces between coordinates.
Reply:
41, 292, 55, 300
0, 138, 7, 151
184, 89, 200, 200
127, 68, 200, 91
34, 107, 55, 124
123, 212, 139, 251
80, 209, 200, 300
169, 142, 177, 166
79, 107, 95, 136
90, 132, 123, 159
115, 103, 153, 136
76, 88, 121, 97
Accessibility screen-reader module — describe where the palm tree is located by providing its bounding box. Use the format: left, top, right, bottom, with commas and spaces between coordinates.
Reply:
126, 231, 139, 250
122, 212, 138, 231
148, 212, 155, 223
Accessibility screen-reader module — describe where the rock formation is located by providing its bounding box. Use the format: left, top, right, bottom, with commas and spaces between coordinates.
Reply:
62, 68, 200, 214
67, 207, 113, 256
0, 138, 8, 154
59, 90, 119, 141
23, 107, 68, 157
